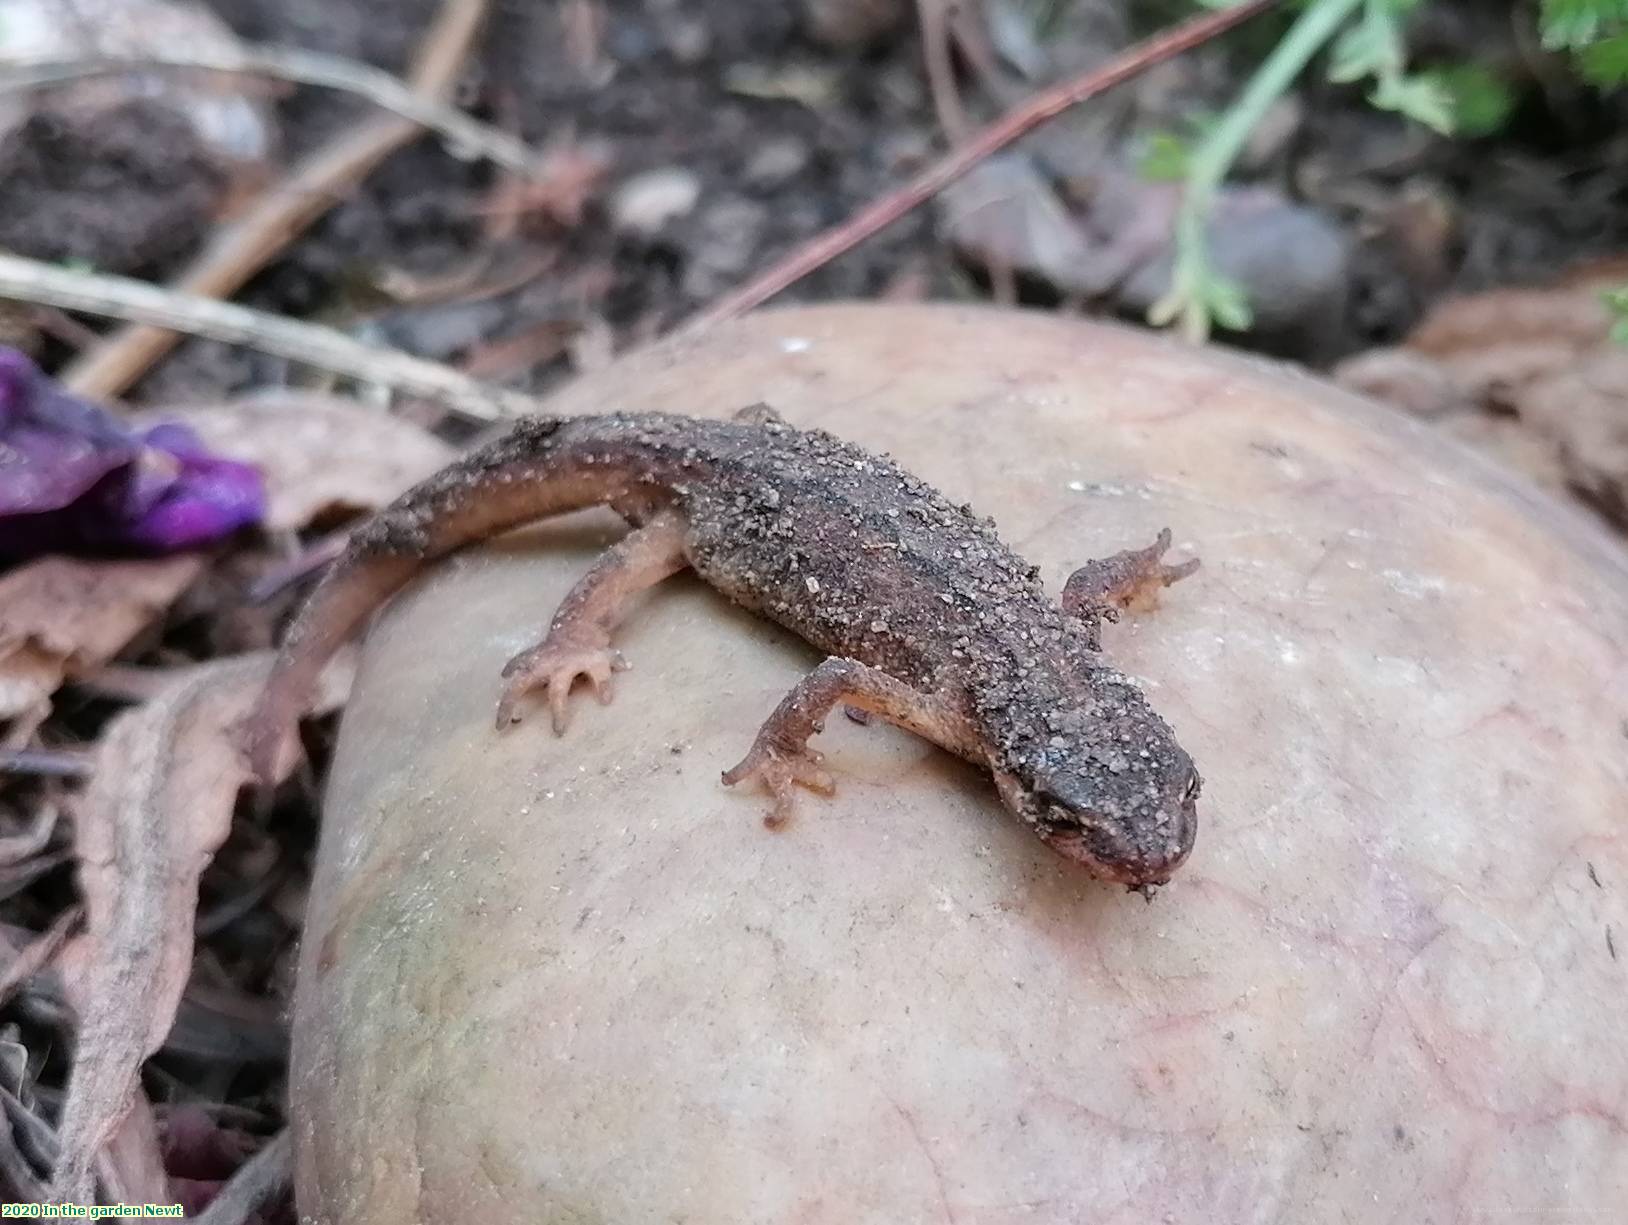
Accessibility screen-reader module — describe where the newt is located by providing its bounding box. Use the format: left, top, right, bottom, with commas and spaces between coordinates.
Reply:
244, 406, 1202, 891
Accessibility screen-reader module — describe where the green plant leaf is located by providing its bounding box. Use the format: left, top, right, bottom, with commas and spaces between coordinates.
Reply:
1604, 285, 1628, 345
1205, 273, 1255, 332
1541, 0, 1628, 49
1138, 131, 1193, 182
1328, 6, 1399, 82
1578, 30, 1628, 83
1328, 0, 1454, 132
1370, 71, 1456, 133
1147, 254, 1254, 340
1424, 64, 1517, 136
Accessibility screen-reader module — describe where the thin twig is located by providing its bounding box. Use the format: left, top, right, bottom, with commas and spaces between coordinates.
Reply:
0, 252, 539, 419
0, 45, 539, 175
678, 0, 1279, 333
0, 907, 82, 1012
247, 531, 350, 604
60, 0, 494, 400
0, 748, 92, 780
917, 0, 970, 144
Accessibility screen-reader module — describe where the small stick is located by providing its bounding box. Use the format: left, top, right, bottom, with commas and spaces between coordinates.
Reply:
246, 531, 350, 603
679, 0, 1278, 332
60, 0, 494, 401
0, 252, 538, 419
0, 748, 92, 780
916, 0, 970, 144
0, 45, 540, 175
0, 907, 82, 1011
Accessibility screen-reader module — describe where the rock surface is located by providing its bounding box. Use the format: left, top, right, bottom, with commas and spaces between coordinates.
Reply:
293, 305, 1628, 1223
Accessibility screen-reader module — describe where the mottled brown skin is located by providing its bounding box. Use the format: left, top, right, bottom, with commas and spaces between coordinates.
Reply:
246, 408, 1201, 890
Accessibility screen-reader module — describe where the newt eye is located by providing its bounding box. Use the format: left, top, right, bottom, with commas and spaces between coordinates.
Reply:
1181, 771, 1201, 803
1033, 777, 1093, 818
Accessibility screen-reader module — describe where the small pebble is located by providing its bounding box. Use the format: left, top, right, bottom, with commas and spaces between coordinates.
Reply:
800, 0, 907, 49
744, 138, 811, 189
610, 167, 702, 235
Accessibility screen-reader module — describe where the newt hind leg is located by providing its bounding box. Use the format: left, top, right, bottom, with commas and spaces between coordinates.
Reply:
496, 508, 691, 732
1061, 527, 1199, 649
722, 658, 977, 828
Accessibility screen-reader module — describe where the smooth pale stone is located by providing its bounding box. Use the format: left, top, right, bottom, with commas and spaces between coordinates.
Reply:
292, 305, 1628, 1224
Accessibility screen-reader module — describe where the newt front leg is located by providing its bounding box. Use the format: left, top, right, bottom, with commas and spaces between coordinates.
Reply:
1062, 527, 1199, 649
497, 508, 691, 732
722, 657, 979, 827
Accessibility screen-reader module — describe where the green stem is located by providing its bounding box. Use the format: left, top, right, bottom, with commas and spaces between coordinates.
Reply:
1156, 0, 1363, 340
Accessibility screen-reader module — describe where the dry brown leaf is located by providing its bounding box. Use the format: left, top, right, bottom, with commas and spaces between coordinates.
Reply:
1402, 257, 1624, 365
1436, 411, 1570, 494
461, 318, 578, 380
48, 654, 272, 1204
938, 155, 1111, 297
1405, 284, 1612, 357
0, 555, 203, 727
1334, 339, 1591, 417
0, 804, 58, 868
1333, 347, 1465, 419
97, 1093, 167, 1208
1338, 257, 1628, 528
165, 394, 455, 534
1517, 350, 1628, 526
190, 1128, 291, 1225
0, 1087, 50, 1202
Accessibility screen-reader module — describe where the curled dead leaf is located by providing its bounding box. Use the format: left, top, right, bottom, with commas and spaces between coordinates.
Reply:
1517, 350, 1628, 527
1338, 257, 1628, 530
49, 654, 271, 1204
45, 641, 349, 1204
1436, 412, 1570, 495
0, 804, 57, 868
165, 394, 455, 534
1332, 347, 1465, 419
189, 1128, 290, 1225
0, 555, 203, 729
0, 1086, 51, 1202
1406, 281, 1614, 359
938, 155, 1108, 296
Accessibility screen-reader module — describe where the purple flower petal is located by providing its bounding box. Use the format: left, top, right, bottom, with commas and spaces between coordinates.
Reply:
0, 348, 265, 559
0, 349, 136, 516
116, 427, 266, 552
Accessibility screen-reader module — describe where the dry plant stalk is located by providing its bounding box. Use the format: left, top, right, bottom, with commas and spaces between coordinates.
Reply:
0, 44, 538, 175
0, 252, 539, 419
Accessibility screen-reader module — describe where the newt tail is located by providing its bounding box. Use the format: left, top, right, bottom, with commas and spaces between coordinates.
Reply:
243, 416, 625, 780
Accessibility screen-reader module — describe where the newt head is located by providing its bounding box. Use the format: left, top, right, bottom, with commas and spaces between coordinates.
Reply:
983, 675, 1199, 890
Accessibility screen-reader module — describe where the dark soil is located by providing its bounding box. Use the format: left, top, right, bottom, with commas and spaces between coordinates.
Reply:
0, 101, 224, 275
